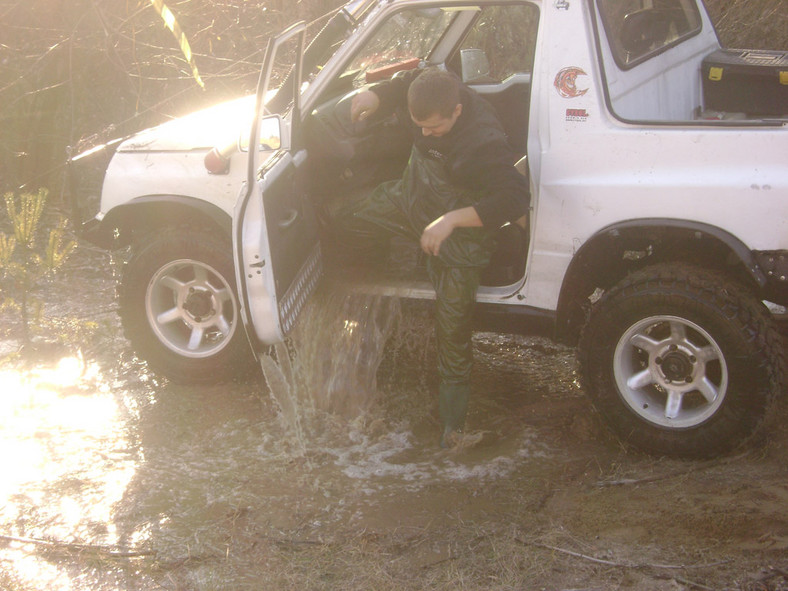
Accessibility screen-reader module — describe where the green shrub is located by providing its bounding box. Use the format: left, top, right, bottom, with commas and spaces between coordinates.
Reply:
0, 188, 77, 345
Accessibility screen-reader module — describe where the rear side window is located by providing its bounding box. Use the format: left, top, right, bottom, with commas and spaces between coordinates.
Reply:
597, 0, 702, 69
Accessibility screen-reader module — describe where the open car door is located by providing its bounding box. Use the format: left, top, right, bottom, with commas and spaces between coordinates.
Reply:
234, 23, 322, 349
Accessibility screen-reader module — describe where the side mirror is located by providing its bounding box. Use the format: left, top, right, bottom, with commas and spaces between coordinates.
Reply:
207, 115, 286, 174
460, 48, 491, 84
240, 114, 287, 152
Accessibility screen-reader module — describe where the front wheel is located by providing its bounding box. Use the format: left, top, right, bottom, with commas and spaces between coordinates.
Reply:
578, 263, 784, 458
119, 227, 251, 383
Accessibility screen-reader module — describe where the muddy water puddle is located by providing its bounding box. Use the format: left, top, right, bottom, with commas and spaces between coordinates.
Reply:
0, 274, 591, 589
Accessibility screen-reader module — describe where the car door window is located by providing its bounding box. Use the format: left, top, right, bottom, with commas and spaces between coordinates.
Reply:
452, 4, 539, 156
457, 4, 539, 83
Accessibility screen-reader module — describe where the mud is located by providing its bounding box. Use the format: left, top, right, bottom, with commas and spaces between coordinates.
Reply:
1, 245, 787, 591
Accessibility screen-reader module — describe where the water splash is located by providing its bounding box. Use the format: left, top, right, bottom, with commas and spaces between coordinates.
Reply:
259, 288, 401, 450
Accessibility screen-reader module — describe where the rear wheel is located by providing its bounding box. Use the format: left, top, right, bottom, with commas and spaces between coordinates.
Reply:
119, 227, 251, 383
578, 263, 784, 458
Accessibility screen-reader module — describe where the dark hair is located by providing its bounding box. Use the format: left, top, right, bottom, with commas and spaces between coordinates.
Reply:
407, 67, 461, 120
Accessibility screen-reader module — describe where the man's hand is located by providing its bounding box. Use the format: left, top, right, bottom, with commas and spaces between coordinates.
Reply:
420, 207, 483, 256
350, 90, 380, 123
421, 216, 455, 257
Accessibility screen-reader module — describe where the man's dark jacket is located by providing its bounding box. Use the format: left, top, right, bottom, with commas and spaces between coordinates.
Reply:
371, 68, 530, 230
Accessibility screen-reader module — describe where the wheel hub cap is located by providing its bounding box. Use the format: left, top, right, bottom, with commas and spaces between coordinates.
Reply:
659, 350, 693, 382
184, 289, 214, 321
146, 259, 237, 358
613, 315, 728, 428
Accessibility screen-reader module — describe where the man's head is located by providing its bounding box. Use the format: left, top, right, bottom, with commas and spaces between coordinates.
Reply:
407, 68, 462, 137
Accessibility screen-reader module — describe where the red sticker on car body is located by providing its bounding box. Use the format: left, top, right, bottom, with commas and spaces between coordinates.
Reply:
554, 67, 589, 98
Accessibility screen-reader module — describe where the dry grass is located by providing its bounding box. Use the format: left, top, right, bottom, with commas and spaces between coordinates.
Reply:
705, 0, 788, 50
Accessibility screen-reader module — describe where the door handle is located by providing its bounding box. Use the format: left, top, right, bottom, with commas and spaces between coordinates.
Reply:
278, 209, 299, 229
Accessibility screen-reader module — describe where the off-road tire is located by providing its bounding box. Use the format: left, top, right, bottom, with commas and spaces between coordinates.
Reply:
578, 263, 784, 458
119, 227, 251, 383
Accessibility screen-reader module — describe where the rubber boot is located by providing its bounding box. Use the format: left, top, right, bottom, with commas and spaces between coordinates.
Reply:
439, 382, 470, 448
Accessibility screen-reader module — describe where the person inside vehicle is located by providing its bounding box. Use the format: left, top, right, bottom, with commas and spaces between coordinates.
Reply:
332, 66, 530, 448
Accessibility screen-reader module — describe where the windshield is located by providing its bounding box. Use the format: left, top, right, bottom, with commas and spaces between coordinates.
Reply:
342, 8, 458, 87
266, 5, 464, 114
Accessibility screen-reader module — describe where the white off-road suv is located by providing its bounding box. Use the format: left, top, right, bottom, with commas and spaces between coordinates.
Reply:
70, 0, 787, 458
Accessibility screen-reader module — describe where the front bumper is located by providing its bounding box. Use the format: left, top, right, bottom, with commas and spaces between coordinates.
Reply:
66, 138, 123, 247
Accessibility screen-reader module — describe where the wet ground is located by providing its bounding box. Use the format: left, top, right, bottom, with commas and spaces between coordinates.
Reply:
1, 245, 787, 590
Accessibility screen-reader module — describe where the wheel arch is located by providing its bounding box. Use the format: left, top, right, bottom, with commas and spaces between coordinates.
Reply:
89, 195, 231, 249
555, 218, 768, 345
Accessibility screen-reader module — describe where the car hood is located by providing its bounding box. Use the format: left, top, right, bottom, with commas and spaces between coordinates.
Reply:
118, 95, 256, 152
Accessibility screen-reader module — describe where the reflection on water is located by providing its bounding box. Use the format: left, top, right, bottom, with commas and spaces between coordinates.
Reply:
0, 356, 145, 590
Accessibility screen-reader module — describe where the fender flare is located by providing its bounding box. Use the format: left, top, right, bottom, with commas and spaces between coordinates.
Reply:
555, 218, 767, 343
84, 195, 231, 249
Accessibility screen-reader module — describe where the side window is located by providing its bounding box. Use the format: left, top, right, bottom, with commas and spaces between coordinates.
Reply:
452, 4, 539, 156
457, 4, 539, 83
598, 0, 702, 69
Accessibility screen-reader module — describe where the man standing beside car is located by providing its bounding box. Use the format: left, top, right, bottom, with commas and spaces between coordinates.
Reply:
334, 66, 529, 448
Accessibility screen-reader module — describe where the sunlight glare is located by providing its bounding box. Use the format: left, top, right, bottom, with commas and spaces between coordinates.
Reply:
0, 356, 142, 588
